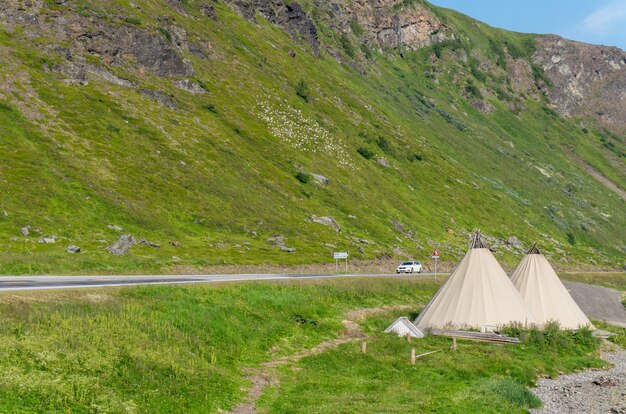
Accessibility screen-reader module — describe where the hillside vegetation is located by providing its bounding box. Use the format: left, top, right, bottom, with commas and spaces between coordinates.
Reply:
0, 0, 624, 274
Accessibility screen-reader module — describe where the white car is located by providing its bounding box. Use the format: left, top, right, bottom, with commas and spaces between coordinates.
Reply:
396, 261, 422, 274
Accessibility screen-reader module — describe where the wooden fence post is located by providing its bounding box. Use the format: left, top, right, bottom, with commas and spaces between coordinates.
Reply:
451, 337, 458, 350
410, 348, 416, 365
406, 333, 411, 343
361, 341, 367, 354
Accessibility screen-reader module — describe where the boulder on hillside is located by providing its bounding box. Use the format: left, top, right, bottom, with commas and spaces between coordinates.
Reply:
39, 236, 57, 244
310, 173, 330, 186
311, 215, 340, 232
20, 226, 30, 236
106, 234, 136, 255
139, 238, 161, 248
267, 234, 286, 247
107, 224, 123, 232
66, 245, 81, 253
506, 236, 523, 248
173, 79, 205, 94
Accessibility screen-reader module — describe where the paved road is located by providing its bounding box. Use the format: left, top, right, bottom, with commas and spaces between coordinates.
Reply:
0, 272, 441, 291
564, 281, 626, 328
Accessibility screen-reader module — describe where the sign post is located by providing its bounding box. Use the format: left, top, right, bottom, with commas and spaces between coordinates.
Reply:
431, 249, 440, 279
334, 252, 349, 273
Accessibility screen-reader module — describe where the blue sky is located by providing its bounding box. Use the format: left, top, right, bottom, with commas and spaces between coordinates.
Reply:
428, 0, 626, 50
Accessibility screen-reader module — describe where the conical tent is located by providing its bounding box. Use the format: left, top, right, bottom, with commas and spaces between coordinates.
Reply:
415, 232, 536, 330
510, 244, 593, 329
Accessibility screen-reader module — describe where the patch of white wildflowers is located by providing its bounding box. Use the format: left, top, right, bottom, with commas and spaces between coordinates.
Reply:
258, 100, 353, 167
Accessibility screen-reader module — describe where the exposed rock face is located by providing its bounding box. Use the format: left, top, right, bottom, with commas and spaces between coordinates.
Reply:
69, 21, 194, 77
507, 57, 534, 94
227, 0, 319, 50
1, 1, 193, 78
345, 0, 447, 50
533, 35, 626, 132
140, 89, 178, 109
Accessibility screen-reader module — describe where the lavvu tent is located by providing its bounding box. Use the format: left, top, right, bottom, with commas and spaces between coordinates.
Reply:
415, 231, 537, 330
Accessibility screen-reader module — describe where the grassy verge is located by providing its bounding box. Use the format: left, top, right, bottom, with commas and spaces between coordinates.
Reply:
0, 277, 612, 413
0, 278, 437, 412
259, 310, 604, 413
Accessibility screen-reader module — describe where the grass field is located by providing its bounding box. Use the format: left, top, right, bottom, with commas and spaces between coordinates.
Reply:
0, 276, 619, 413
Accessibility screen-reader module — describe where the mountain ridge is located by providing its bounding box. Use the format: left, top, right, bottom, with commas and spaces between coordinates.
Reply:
0, 0, 623, 274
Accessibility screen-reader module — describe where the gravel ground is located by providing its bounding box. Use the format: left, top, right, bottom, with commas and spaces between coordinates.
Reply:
531, 349, 626, 414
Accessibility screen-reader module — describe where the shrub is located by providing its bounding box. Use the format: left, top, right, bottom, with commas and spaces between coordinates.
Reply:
360, 43, 373, 60
469, 58, 487, 82
203, 103, 218, 113
407, 153, 423, 162
432, 42, 443, 58
158, 27, 172, 41
531, 64, 553, 86
502, 322, 599, 352
340, 33, 356, 58
566, 232, 576, 245
124, 17, 142, 26
436, 108, 467, 131
465, 81, 483, 99
376, 136, 392, 154
295, 172, 310, 184
480, 378, 542, 409
357, 147, 375, 159
295, 79, 310, 102
349, 19, 364, 37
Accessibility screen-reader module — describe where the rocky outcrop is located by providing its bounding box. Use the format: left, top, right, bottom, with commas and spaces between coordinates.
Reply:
507, 57, 534, 94
533, 35, 626, 132
227, 0, 319, 50
140, 90, 178, 109
1, 1, 193, 78
345, 0, 447, 50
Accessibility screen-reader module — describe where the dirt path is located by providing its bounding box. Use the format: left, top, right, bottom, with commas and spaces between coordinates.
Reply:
227, 305, 413, 414
531, 349, 626, 414
569, 153, 626, 202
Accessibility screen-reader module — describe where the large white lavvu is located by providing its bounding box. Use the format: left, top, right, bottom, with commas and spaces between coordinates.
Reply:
510, 245, 593, 330
415, 233, 537, 330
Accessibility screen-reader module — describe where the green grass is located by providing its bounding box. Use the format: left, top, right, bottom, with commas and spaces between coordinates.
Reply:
0, 0, 624, 275
259, 309, 604, 413
0, 278, 609, 413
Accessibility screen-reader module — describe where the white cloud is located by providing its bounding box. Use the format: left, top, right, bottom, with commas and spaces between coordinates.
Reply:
581, 0, 626, 36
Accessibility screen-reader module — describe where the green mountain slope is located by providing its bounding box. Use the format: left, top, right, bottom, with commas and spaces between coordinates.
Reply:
0, 0, 624, 274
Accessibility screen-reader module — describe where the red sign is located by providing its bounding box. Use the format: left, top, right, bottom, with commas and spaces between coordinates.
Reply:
432, 249, 439, 258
